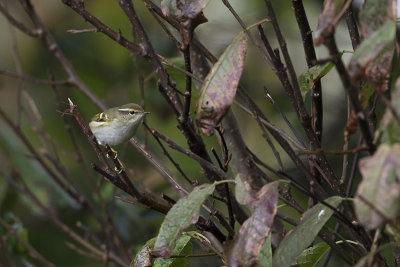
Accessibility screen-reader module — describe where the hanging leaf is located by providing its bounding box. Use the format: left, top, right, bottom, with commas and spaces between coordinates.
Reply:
153, 183, 218, 258
348, 21, 395, 91
196, 31, 248, 136
273, 196, 343, 267
314, 0, 345, 45
354, 144, 400, 230
298, 62, 334, 100
227, 181, 279, 266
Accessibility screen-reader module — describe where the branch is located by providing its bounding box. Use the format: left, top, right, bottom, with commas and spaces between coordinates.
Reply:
322, 34, 376, 154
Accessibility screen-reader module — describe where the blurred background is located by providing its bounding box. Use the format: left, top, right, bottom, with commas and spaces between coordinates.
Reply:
0, 0, 360, 266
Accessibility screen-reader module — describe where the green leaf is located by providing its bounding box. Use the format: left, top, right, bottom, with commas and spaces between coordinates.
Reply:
196, 31, 248, 136
273, 196, 343, 267
298, 62, 334, 100
294, 242, 330, 267
354, 144, 400, 229
153, 183, 218, 258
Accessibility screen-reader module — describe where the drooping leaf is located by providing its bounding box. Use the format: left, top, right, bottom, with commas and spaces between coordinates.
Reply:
273, 196, 343, 267
196, 31, 248, 136
259, 235, 272, 267
227, 181, 279, 266
314, 0, 345, 45
294, 242, 330, 267
354, 144, 400, 229
379, 77, 400, 144
153, 183, 218, 258
348, 21, 395, 91
298, 62, 334, 100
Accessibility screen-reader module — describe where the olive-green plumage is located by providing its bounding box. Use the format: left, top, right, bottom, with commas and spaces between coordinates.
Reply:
89, 103, 149, 146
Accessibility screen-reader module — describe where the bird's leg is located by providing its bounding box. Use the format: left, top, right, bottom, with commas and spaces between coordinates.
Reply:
105, 146, 118, 159
105, 145, 124, 173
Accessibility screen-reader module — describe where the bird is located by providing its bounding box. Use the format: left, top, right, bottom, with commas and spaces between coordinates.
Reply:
89, 103, 149, 147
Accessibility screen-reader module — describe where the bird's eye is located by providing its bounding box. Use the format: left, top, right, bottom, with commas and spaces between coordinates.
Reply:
129, 110, 135, 115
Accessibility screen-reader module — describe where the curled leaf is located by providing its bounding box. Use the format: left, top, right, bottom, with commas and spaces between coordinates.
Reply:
227, 181, 279, 266
196, 31, 248, 136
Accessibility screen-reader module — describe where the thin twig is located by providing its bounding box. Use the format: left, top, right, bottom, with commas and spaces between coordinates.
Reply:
67, 28, 97, 34
0, 2, 41, 37
0, 69, 72, 85
144, 123, 194, 185
291, 0, 323, 143
220, 0, 272, 65
297, 145, 368, 156
180, 44, 193, 124
344, 6, 360, 49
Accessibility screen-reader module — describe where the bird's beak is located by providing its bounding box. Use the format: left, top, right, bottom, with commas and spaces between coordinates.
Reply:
144, 111, 150, 114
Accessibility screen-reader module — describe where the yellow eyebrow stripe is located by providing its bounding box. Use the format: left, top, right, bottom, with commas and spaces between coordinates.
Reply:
118, 108, 137, 111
